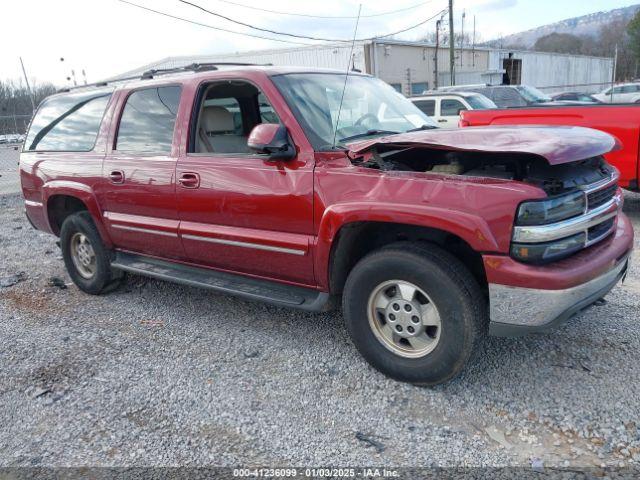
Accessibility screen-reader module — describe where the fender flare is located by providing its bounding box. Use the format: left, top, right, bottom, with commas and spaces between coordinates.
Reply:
314, 202, 499, 290
41, 180, 113, 248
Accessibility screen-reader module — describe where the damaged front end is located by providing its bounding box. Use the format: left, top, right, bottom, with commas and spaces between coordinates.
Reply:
347, 125, 623, 264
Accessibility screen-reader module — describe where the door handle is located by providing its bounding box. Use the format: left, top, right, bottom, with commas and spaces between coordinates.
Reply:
109, 170, 125, 184
178, 172, 200, 189
437, 119, 447, 123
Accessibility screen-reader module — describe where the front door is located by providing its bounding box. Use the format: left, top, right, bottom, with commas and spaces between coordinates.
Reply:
176, 79, 316, 286
96, 85, 185, 259
438, 97, 468, 128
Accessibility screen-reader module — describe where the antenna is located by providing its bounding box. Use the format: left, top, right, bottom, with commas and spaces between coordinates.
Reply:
332, 4, 362, 149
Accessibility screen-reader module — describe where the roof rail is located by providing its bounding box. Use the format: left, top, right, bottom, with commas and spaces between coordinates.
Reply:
58, 62, 272, 93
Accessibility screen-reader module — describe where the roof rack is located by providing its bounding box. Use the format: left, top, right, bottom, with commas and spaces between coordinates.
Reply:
58, 62, 272, 93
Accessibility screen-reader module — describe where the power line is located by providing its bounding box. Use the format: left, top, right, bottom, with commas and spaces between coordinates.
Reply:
178, 0, 448, 42
209, 0, 433, 19
117, 0, 316, 46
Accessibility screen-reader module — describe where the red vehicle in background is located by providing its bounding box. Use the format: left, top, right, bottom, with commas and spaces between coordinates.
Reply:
459, 105, 640, 191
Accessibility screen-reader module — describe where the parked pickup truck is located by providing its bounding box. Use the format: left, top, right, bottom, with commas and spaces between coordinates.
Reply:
459, 104, 640, 191
20, 65, 633, 385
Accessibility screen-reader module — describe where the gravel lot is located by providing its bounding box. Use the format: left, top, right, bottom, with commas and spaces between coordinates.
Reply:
0, 145, 20, 195
0, 190, 639, 472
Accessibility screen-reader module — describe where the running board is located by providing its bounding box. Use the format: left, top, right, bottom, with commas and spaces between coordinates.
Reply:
111, 252, 333, 312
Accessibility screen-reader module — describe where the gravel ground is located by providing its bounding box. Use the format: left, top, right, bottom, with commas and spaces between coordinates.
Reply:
0, 191, 639, 472
0, 145, 20, 195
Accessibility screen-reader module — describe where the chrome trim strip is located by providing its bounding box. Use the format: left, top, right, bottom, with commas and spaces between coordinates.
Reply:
489, 255, 629, 328
181, 233, 306, 256
579, 172, 618, 195
585, 223, 616, 247
111, 224, 177, 237
513, 196, 621, 243
24, 200, 43, 208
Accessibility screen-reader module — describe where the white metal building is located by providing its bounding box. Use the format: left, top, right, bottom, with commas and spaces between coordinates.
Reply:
111, 40, 614, 96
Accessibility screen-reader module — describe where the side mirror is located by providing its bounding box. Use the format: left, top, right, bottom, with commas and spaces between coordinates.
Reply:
248, 123, 295, 160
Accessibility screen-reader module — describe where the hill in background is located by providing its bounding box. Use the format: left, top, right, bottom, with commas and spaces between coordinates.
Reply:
487, 4, 640, 49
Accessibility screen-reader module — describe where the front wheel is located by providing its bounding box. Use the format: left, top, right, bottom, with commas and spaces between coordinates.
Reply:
60, 211, 123, 295
342, 242, 487, 385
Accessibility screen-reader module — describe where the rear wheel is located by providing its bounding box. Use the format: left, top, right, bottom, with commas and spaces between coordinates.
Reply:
343, 242, 486, 385
60, 212, 123, 295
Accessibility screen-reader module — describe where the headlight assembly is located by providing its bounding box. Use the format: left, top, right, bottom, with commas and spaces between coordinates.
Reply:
516, 191, 586, 226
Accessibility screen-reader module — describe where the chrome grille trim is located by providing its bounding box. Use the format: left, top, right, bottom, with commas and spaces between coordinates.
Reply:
513, 194, 621, 243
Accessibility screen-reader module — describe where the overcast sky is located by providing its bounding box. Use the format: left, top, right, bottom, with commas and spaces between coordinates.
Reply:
1, 0, 638, 86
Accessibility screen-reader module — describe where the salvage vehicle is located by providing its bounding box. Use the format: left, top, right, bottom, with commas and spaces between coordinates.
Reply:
20, 65, 633, 385
459, 104, 640, 191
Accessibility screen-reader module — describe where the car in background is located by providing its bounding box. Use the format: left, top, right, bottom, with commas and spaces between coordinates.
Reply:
0, 134, 25, 145
593, 83, 640, 104
437, 84, 556, 108
410, 92, 496, 128
551, 92, 601, 103
437, 84, 596, 108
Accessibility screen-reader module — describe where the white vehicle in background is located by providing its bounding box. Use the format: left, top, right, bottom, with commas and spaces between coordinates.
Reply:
593, 83, 640, 104
410, 92, 497, 128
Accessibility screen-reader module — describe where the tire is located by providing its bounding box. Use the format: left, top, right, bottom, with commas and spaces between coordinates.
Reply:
342, 242, 487, 386
60, 211, 123, 295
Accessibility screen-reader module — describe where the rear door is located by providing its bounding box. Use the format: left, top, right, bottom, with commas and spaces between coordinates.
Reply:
175, 77, 316, 286
95, 85, 185, 259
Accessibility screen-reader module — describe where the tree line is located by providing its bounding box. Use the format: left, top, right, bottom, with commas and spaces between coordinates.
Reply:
530, 12, 640, 82
0, 80, 56, 136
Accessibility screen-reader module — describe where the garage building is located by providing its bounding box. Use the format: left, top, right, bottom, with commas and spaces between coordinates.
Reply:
111, 39, 614, 96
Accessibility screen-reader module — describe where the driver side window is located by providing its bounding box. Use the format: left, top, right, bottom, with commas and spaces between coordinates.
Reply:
191, 81, 280, 155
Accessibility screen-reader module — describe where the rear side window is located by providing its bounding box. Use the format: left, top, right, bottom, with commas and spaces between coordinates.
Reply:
492, 88, 526, 107
116, 86, 181, 153
413, 100, 435, 116
25, 90, 112, 151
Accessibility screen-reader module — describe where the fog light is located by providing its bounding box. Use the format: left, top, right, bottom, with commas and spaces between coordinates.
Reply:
511, 232, 586, 264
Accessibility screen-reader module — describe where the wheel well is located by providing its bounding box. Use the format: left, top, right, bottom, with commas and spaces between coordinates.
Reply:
329, 222, 487, 296
47, 195, 88, 235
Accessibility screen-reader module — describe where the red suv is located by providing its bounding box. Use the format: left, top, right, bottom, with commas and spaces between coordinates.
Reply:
20, 64, 633, 385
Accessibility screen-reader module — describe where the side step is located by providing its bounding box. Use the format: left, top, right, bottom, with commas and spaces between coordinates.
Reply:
111, 252, 333, 312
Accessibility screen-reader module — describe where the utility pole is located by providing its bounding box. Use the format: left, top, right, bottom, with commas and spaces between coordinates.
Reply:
434, 19, 441, 90
19, 57, 35, 112
461, 10, 466, 68
472, 15, 476, 67
611, 44, 618, 102
449, 0, 455, 86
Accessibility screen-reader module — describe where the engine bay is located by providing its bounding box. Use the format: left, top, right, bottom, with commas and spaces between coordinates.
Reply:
352, 147, 614, 195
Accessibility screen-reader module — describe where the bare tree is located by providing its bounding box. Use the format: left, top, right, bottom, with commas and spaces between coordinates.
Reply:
0, 80, 56, 135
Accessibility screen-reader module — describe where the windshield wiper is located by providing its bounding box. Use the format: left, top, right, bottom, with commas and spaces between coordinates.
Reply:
406, 124, 439, 132
339, 129, 400, 143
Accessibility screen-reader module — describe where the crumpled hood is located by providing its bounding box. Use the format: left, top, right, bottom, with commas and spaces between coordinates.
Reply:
347, 125, 620, 165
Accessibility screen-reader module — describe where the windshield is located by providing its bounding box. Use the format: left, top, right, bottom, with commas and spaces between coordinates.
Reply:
272, 73, 436, 149
466, 94, 496, 109
515, 85, 551, 103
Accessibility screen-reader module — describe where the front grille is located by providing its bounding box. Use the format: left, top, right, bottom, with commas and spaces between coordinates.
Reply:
587, 183, 617, 210
588, 217, 615, 243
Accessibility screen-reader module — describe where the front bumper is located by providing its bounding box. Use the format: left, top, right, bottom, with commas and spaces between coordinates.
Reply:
489, 254, 629, 336
487, 212, 633, 337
